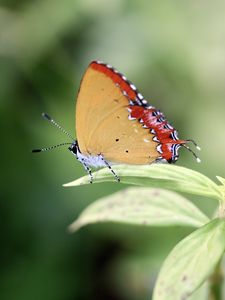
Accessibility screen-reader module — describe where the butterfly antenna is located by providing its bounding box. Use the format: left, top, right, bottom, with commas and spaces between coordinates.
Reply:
182, 144, 201, 163
186, 139, 201, 151
32, 142, 72, 153
42, 112, 74, 141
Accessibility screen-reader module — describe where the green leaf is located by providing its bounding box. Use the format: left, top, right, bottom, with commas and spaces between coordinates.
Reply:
64, 164, 223, 202
69, 187, 209, 232
153, 218, 225, 300
188, 282, 208, 300
217, 176, 225, 198
216, 176, 225, 186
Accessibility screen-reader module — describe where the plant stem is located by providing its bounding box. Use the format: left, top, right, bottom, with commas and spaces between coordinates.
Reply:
208, 261, 223, 300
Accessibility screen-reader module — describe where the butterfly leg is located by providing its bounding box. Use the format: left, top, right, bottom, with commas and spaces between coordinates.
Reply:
99, 155, 120, 182
79, 158, 93, 184
69, 141, 94, 183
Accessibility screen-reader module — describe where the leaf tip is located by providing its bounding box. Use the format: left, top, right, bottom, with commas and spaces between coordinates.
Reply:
63, 182, 76, 187
216, 176, 225, 186
67, 221, 81, 233
63, 179, 83, 187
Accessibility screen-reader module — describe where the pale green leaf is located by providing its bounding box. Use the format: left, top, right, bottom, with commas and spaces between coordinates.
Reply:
216, 176, 225, 186
69, 187, 209, 232
153, 218, 225, 300
216, 176, 225, 204
64, 164, 222, 202
188, 282, 208, 300
216, 176, 225, 201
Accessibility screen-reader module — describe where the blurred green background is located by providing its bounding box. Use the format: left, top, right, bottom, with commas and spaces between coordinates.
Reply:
1, 1, 225, 299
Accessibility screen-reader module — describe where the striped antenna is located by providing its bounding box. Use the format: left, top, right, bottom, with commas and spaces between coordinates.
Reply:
182, 144, 201, 163
186, 139, 201, 151
42, 113, 74, 141
32, 142, 71, 153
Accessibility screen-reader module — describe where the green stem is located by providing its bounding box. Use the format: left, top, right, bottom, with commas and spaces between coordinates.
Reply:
208, 261, 223, 300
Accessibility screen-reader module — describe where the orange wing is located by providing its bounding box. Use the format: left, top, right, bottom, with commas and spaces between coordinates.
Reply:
75, 61, 159, 165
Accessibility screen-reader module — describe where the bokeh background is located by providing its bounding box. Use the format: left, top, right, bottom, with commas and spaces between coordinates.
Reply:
1, 1, 225, 299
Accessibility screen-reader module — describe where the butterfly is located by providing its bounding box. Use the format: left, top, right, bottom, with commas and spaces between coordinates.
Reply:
33, 60, 200, 183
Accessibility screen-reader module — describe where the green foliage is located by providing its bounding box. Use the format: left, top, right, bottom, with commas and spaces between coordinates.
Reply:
153, 219, 225, 300
67, 166, 225, 299
64, 164, 223, 202
2, 1, 225, 299
217, 176, 225, 186
70, 187, 209, 232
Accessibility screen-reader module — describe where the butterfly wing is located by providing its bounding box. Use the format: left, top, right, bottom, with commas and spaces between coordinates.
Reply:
76, 61, 160, 164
